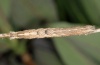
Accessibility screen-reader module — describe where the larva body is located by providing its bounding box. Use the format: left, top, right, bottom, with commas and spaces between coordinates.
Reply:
8, 25, 95, 39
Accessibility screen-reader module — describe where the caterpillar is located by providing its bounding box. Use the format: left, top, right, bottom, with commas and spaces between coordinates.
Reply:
0, 25, 99, 39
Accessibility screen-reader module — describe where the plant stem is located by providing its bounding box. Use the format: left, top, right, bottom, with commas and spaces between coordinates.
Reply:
21, 52, 37, 65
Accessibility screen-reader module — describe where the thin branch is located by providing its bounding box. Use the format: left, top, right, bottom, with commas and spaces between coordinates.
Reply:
0, 25, 100, 39
21, 52, 37, 65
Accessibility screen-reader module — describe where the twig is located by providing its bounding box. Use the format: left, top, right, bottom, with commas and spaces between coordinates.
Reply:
21, 52, 37, 65
0, 25, 100, 39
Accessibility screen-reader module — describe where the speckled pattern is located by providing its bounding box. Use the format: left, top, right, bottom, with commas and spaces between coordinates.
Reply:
0, 25, 97, 39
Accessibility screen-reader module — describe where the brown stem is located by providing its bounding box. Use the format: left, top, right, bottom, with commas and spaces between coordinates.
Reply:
21, 52, 37, 65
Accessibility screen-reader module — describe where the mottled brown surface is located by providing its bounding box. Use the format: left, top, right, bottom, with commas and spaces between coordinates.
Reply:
0, 25, 96, 39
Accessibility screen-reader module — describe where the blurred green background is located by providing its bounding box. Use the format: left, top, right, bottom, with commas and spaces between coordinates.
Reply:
0, 0, 100, 65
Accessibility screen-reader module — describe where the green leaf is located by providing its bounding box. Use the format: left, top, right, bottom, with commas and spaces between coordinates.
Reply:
49, 22, 99, 65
